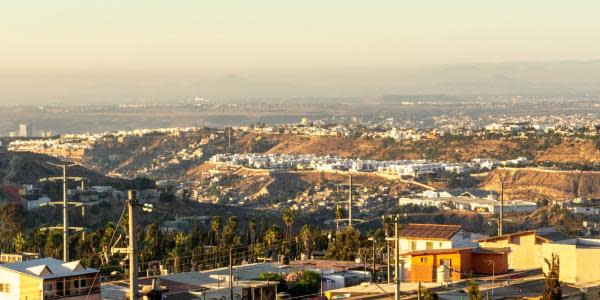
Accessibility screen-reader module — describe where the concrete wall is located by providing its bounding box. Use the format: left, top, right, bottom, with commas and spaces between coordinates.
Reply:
540, 243, 577, 284
575, 248, 600, 284
479, 233, 543, 270
541, 243, 600, 284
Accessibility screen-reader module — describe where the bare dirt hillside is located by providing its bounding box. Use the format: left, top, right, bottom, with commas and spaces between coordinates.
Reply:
480, 167, 600, 200
256, 133, 523, 161
186, 162, 415, 200
535, 140, 600, 164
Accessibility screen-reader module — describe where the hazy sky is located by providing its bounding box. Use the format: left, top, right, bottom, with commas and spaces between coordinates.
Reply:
3, 0, 600, 73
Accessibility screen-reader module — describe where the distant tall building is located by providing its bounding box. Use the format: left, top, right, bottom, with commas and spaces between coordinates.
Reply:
18, 123, 32, 137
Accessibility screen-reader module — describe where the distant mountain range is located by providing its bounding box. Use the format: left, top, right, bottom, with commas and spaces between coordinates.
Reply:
2, 60, 600, 104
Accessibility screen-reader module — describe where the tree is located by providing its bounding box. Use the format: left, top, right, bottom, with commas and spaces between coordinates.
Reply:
326, 227, 361, 261
299, 225, 313, 254
419, 286, 439, 300
132, 177, 156, 190
264, 225, 281, 248
13, 233, 26, 253
466, 276, 482, 300
543, 253, 562, 300
221, 216, 240, 248
282, 209, 295, 238
159, 192, 176, 202
0, 202, 25, 251
288, 270, 321, 296
210, 216, 222, 245
248, 218, 257, 244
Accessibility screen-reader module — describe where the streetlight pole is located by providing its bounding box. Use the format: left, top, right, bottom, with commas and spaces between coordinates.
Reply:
368, 237, 376, 283
487, 260, 495, 297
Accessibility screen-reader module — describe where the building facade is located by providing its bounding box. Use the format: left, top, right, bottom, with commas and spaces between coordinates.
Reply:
0, 258, 100, 300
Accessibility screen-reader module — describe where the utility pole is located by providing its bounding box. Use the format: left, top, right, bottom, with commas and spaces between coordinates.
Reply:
383, 215, 390, 284
128, 190, 139, 300
348, 175, 353, 227
229, 248, 234, 300
62, 163, 68, 261
372, 238, 376, 282
394, 214, 400, 300
498, 180, 504, 236
320, 270, 324, 298
40, 162, 85, 262
335, 202, 340, 230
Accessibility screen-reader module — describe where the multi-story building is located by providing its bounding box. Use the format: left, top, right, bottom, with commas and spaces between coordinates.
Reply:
18, 124, 32, 138
0, 258, 100, 300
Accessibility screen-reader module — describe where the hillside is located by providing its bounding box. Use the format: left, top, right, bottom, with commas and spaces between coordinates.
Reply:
231, 133, 600, 164
0, 149, 129, 187
480, 167, 600, 200
535, 139, 600, 164
186, 162, 415, 202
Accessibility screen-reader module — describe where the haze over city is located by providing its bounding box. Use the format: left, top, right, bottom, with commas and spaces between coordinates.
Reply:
3, 1, 600, 104
3, 2, 600, 300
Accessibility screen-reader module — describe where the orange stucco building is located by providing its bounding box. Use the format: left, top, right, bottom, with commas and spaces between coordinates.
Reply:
407, 247, 508, 282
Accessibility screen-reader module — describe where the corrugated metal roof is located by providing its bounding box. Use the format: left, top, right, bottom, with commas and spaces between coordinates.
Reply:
399, 223, 463, 240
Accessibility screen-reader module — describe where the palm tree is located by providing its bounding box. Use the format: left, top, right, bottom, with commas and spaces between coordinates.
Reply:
210, 216, 222, 245
299, 224, 312, 254
249, 218, 257, 244
264, 225, 281, 248
282, 209, 295, 238
13, 233, 26, 253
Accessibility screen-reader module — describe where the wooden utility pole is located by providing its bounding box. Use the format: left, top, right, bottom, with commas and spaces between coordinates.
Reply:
372, 238, 376, 282
229, 248, 234, 300
128, 190, 139, 300
498, 180, 504, 236
394, 214, 400, 300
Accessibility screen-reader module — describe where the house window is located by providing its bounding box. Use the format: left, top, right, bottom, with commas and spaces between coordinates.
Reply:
420, 257, 427, 263
438, 242, 443, 248
426, 242, 433, 250
0, 283, 10, 293
411, 241, 417, 251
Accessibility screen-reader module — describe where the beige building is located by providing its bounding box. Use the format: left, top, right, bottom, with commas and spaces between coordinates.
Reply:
541, 238, 600, 285
477, 228, 570, 270
398, 223, 485, 254
0, 258, 100, 300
